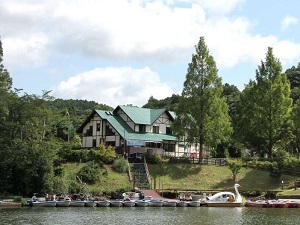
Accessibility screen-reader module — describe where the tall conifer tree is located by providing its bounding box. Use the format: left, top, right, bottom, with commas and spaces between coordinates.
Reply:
173, 36, 232, 162
236, 47, 292, 157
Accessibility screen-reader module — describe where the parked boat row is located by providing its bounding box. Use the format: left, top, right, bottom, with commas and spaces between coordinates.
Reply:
28, 199, 203, 207
26, 198, 300, 208
27, 184, 300, 208
245, 199, 300, 208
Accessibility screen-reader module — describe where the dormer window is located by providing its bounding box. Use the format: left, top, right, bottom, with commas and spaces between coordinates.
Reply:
139, 124, 146, 132
166, 127, 172, 135
153, 126, 159, 133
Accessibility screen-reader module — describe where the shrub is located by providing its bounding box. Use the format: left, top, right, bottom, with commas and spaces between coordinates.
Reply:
68, 179, 81, 194
145, 153, 169, 164
112, 157, 128, 173
54, 167, 64, 177
76, 161, 101, 184
168, 157, 191, 164
95, 144, 117, 164
269, 162, 281, 179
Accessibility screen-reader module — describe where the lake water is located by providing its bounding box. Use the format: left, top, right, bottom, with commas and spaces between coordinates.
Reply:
1, 207, 300, 225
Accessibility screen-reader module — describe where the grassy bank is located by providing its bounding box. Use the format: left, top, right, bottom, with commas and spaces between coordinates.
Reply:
62, 163, 299, 195
62, 163, 132, 195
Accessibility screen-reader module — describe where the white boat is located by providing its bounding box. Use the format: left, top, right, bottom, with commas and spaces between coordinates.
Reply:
96, 200, 110, 207
43, 201, 57, 207
163, 200, 177, 207
31, 201, 45, 207
85, 201, 96, 207
123, 200, 136, 207
28, 195, 57, 207
188, 201, 201, 207
56, 201, 70, 207
203, 184, 242, 207
110, 200, 123, 207
135, 200, 149, 207
176, 201, 188, 207
70, 200, 86, 207
56, 197, 71, 207
148, 199, 164, 207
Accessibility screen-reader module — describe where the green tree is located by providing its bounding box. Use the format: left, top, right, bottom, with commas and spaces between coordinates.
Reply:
172, 36, 232, 162
290, 99, 300, 155
0, 37, 12, 90
227, 159, 242, 182
143, 94, 180, 111
285, 62, 300, 103
235, 47, 292, 158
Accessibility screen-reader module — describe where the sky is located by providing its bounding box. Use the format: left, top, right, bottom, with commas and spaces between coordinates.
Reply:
1, 0, 300, 108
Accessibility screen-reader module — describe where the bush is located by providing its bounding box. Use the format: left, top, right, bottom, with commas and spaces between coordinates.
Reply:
112, 157, 128, 173
68, 179, 81, 194
76, 161, 101, 184
13, 196, 23, 202
145, 154, 169, 164
64, 149, 90, 162
95, 144, 117, 164
168, 157, 191, 164
269, 162, 281, 179
54, 167, 64, 177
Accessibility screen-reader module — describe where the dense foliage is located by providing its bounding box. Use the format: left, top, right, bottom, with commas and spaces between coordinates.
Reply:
235, 48, 293, 158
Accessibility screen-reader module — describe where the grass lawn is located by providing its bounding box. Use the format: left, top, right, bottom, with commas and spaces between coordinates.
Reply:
62, 163, 132, 195
147, 164, 299, 193
61, 163, 299, 196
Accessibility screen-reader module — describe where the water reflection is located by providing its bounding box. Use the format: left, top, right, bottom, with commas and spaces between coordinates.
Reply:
0, 207, 300, 225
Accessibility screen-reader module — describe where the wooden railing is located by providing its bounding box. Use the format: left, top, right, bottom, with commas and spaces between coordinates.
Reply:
143, 158, 152, 189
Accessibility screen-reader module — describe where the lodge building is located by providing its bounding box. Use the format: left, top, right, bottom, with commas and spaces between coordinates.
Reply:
78, 105, 202, 158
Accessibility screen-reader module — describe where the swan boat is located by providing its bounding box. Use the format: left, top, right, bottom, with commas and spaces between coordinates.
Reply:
202, 184, 242, 207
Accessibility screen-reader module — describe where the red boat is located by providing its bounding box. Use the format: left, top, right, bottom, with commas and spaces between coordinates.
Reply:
281, 200, 300, 208
245, 200, 289, 208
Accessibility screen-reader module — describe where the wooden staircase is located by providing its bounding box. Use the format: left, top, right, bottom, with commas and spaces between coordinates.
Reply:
131, 162, 151, 189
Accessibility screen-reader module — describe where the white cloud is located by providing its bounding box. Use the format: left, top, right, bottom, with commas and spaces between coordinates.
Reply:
1, 0, 300, 101
2, 0, 300, 71
281, 15, 299, 31
194, 0, 245, 15
2, 35, 49, 69
52, 67, 174, 107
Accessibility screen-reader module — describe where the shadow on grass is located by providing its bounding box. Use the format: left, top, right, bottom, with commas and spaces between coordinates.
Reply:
212, 168, 287, 192
149, 163, 202, 180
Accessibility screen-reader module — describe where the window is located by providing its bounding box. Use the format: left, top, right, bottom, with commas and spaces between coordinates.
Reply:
96, 123, 100, 131
106, 141, 115, 146
86, 126, 93, 136
93, 139, 96, 148
166, 127, 172, 135
139, 124, 146, 132
105, 125, 115, 135
164, 143, 175, 152
153, 126, 159, 133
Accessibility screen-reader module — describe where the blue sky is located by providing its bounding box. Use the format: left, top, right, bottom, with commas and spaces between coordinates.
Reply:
1, 0, 300, 107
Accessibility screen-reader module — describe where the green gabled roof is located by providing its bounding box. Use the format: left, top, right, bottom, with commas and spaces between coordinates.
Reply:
95, 109, 177, 142
115, 105, 167, 125
168, 111, 176, 120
